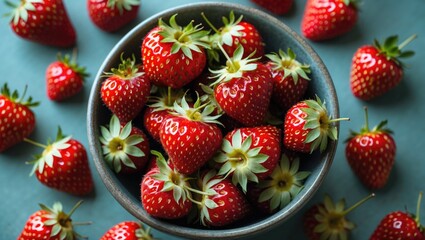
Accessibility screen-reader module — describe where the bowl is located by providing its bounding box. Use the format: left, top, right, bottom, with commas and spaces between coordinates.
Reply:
87, 2, 339, 239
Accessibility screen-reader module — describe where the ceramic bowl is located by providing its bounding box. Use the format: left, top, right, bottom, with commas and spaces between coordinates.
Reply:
87, 2, 339, 239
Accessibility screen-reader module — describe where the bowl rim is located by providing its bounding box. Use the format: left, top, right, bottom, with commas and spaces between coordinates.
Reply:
87, 2, 339, 239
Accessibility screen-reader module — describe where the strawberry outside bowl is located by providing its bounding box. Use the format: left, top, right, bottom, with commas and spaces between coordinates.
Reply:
87, 2, 339, 239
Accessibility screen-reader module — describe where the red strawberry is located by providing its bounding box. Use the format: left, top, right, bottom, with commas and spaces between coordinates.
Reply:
18, 201, 88, 240
210, 45, 273, 126
141, 151, 193, 219
27, 128, 94, 195
88, 0, 140, 32
203, 11, 264, 61
283, 96, 348, 153
345, 107, 396, 189
6, 0, 76, 47
303, 193, 375, 240
350, 35, 416, 100
101, 54, 150, 123
100, 221, 156, 240
251, 0, 294, 15
46, 52, 89, 101
213, 125, 281, 192
0, 84, 38, 152
370, 193, 425, 240
247, 153, 310, 214
301, 0, 358, 41
265, 48, 311, 111
159, 95, 223, 175
196, 170, 251, 227
141, 14, 209, 89
99, 115, 150, 174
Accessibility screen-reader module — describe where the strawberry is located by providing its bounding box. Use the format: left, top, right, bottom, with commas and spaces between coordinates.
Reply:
100, 221, 156, 240
251, 0, 294, 15
283, 96, 348, 153
265, 48, 311, 111
27, 128, 94, 195
18, 201, 88, 240
202, 11, 264, 63
0, 84, 38, 152
370, 192, 425, 240
141, 151, 193, 219
88, 0, 140, 32
141, 14, 209, 89
6, 0, 76, 47
196, 170, 251, 227
213, 125, 281, 192
210, 45, 273, 127
247, 153, 310, 214
303, 193, 375, 240
159, 95, 222, 175
350, 35, 416, 100
99, 115, 150, 174
345, 107, 396, 189
46, 52, 89, 101
301, 0, 358, 41
101, 53, 150, 123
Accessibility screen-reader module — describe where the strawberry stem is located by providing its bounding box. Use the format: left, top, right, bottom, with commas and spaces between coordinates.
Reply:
416, 191, 423, 225
328, 117, 350, 123
68, 200, 84, 217
201, 12, 219, 34
167, 86, 172, 106
23, 138, 47, 148
363, 106, 370, 131
399, 34, 417, 50
342, 193, 375, 215
217, 43, 237, 72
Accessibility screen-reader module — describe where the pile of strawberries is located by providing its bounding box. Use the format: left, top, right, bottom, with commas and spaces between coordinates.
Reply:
0, 0, 422, 239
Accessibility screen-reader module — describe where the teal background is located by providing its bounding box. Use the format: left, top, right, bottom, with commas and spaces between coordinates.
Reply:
1, 0, 424, 239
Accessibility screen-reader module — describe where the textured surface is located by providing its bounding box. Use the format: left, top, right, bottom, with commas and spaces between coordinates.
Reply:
1, 0, 424, 239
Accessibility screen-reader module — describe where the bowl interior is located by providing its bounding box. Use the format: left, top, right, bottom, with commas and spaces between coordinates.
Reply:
87, 2, 339, 239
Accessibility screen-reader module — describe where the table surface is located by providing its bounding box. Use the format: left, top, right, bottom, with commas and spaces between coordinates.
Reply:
1, 0, 424, 239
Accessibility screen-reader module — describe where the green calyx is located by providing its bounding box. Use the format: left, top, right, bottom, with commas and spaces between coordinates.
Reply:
374, 34, 417, 66
57, 51, 89, 81
5, 0, 43, 25
158, 14, 210, 60
266, 48, 311, 84
148, 86, 186, 111
27, 127, 71, 176
1, 83, 39, 107
346, 107, 392, 141
342, 0, 360, 9
134, 223, 156, 240
104, 53, 143, 80
198, 170, 222, 226
312, 193, 375, 240
257, 154, 310, 211
150, 150, 192, 204
213, 129, 269, 193
301, 96, 348, 153
107, 0, 140, 15
172, 93, 222, 124
99, 115, 145, 173
39, 200, 89, 240
209, 45, 258, 86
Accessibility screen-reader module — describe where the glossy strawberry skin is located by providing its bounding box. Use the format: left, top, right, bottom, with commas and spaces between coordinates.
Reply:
141, 167, 192, 219
251, 0, 294, 15
143, 107, 172, 142
266, 62, 309, 111
346, 132, 396, 189
350, 45, 403, 100
46, 61, 84, 101
35, 139, 94, 196
101, 69, 150, 123
283, 102, 311, 153
18, 210, 57, 240
87, 0, 140, 32
222, 21, 265, 59
370, 211, 425, 240
9, 0, 76, 47
142, 27, 207, 89
0, 95, 36, 152
214, 63, 273, 127
301, 0, 358, 41
159, 116, 223, 175
100, 221, 143, 240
